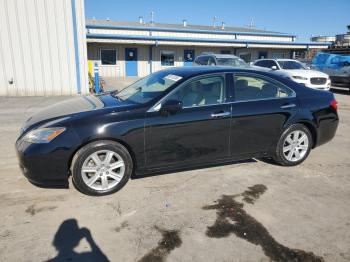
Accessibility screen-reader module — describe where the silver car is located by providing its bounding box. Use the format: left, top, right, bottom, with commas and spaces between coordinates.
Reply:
194, 53, 249, 68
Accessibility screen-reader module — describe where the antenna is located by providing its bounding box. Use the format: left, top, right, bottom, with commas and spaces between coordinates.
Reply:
151, 11, 154, 24
249, 18, 254, 28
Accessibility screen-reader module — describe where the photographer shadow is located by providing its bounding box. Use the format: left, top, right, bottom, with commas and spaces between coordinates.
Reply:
47, 219, 109, 262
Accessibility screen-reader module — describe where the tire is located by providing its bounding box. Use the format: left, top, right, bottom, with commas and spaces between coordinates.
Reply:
272, 124, 313, 166
71, 140, 133, 196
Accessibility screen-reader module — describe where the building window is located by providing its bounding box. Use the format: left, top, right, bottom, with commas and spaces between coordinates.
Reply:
258, 51, 268, 59
161, 51, 175, 66
272, 52, 285, 59
101, 49, 116, 65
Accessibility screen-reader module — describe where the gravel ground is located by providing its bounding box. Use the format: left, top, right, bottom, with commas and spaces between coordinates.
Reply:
0, 87, 349, 262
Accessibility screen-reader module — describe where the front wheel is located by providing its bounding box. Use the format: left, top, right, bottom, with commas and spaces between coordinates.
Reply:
71, 140, 133, 196
273, 124, 313, 166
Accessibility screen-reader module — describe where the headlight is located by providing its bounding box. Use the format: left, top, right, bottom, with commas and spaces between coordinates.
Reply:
22, 127, 66, 143
292, 76, 308, 80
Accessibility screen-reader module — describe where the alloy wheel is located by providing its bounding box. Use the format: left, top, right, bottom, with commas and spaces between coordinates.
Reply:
282, 130, 309, 162
81, 150, 125, 191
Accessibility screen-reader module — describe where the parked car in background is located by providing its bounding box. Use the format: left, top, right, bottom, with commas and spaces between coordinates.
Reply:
252, 59, 331, 90
16, 67, 338, 196
194, 53, 249, 68
312, 52, 350, 91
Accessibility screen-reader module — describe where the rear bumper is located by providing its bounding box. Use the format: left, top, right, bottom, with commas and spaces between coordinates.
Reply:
315, 111, 339, 147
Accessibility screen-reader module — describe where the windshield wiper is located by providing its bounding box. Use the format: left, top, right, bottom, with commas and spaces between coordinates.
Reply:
110, 91, 124, 101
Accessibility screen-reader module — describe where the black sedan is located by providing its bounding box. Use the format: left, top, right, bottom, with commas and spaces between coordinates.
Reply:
16, 67, 339, 196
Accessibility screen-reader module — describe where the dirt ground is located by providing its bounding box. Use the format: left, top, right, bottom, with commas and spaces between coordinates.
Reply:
0, 87, 349, 262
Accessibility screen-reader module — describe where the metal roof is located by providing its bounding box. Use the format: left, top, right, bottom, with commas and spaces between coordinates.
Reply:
86, 33, 330, 47
86, 19, 294, 37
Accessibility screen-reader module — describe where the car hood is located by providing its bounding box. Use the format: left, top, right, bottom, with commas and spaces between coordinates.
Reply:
281, 69, 329, 78
21, 93, 135, 132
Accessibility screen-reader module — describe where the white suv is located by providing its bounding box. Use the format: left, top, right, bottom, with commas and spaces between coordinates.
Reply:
253, 59, 331, 90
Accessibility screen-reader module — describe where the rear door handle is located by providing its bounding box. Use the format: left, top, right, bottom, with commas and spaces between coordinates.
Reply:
280, 103, 296, 109
211, 112, 230, 118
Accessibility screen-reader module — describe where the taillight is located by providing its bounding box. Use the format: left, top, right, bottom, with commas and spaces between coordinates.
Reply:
330, 99, 338, 111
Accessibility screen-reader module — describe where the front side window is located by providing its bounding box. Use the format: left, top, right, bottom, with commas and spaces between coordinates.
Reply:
168, 75, 226, 107
254, 60, 268, 67
161, 51, 175, 66
196, 56, 209, 65
255, 60, 278, 69
315, 53, 330, 64
234, 75, 293, 101
114, 71, 183, 104
101, 50, 116, 65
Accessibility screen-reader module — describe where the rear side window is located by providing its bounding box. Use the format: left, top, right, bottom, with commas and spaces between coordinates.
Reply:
234, 74, 293, 101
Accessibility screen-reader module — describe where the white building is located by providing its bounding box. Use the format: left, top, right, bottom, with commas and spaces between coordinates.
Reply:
86, 19, 330, 79
0, 0, 330, 96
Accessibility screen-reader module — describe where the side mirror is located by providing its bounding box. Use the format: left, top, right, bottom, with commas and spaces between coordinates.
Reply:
271, 66, 278, 70
160, 99, 183, 115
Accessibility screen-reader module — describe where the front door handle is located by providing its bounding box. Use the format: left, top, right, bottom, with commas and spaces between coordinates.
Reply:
280, 103, 296, 109
211, 112, 230, 118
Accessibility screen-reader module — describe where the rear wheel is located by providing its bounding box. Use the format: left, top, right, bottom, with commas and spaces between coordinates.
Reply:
273, 124, 312, 166
71, 140, 133, 196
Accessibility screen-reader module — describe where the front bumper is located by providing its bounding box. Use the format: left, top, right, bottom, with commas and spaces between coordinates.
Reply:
293, 79, 331, 91
15, 136, 77, 188
330, 76, 350, 84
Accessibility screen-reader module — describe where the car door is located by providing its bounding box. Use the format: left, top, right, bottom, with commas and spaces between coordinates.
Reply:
230, 73, 298, 156
144, 73, 232, 168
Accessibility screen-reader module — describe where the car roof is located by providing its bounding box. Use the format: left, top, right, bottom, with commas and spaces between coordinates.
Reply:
156, 66, 268, 78
254, 58, 277, 62
254, 58, 300, 63
197, 53, 240, 59
275, 59, 299, 62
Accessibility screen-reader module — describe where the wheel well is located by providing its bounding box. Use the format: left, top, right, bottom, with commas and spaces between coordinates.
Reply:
67, 138, 137, 176
297, 122, 317, 148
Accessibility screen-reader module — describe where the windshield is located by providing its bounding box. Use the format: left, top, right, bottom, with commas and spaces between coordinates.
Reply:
278, 60, 306, 70
216, 58, 248, 67
113, 71, 183, 104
